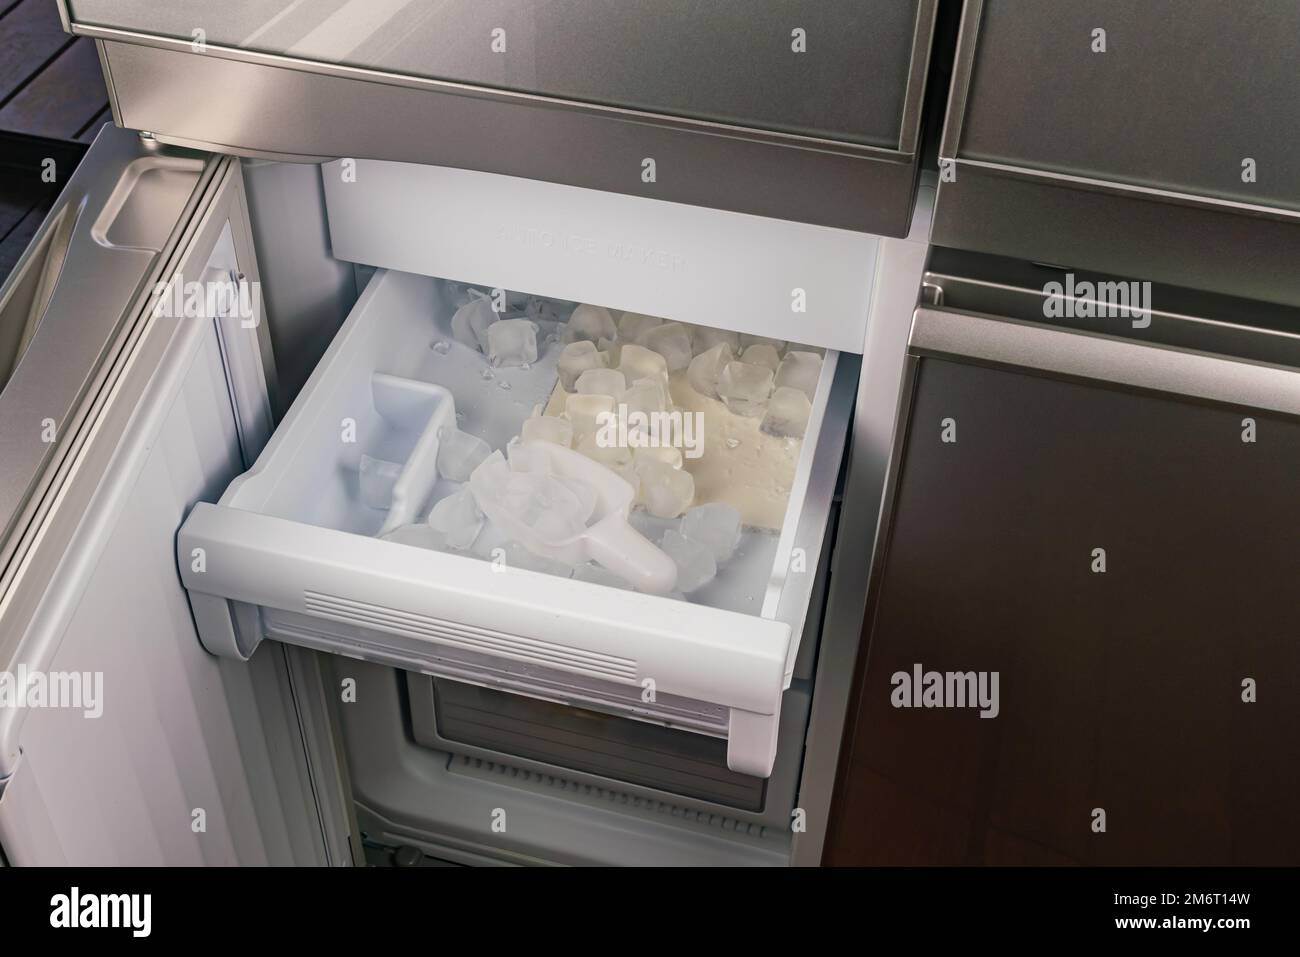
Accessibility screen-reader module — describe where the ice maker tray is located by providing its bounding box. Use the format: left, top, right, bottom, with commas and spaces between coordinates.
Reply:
179, 268, 852, 776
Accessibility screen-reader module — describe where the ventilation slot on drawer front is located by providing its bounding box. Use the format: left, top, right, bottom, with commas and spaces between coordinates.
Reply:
302, 591, 638, 682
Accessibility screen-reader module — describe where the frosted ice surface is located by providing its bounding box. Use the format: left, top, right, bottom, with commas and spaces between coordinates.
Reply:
564, 304, 617, 344
521, 415, 573, 447
501, 541, 574, 578
687, 342, 734, 398
717, 360, 774, 416
564, 392, 615, 438
575, 368, 627, 398
741, 343, 781, 373
693, 326, 740, 356
557, 340, 607, 390
450, 295, 497, 353
487, 317, 539, 367
633, 445, 683, 470
761, 386, 812, 438
740, 334, 786, 353
437, 428, 492, 482
660, 529, 717, 593
635, 459, 695, 518
680, 502, 743, 563
641, 321, 693, 372
426, 487, 484, 550
359, 454, 402, 510
774, 350, 822, 399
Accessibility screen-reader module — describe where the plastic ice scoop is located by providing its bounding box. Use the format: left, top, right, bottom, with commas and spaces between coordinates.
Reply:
469, 443, 678, 595
371, 373, 457, 537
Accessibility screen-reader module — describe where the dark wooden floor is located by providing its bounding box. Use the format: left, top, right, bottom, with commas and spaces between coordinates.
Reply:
0, 0, 110, 283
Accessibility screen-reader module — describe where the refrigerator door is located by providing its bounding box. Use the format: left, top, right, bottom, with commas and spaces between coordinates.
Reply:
61, 0, 940, 233
0, 127, 342, 865
824, 271, 1300, 865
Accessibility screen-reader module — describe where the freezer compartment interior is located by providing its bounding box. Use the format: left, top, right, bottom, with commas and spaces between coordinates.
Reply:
179, 266, 853, 775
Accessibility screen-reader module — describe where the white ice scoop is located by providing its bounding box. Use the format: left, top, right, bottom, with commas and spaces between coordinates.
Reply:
469, 442, 678, 595
372, 373, 457, 537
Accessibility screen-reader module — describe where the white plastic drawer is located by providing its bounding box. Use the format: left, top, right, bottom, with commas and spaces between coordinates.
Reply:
179, 268, 853, 776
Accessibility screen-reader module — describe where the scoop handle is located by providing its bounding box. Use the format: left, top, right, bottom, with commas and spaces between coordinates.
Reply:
585, 520, 678, 595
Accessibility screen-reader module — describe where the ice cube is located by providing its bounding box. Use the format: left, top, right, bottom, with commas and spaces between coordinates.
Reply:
597, 337, 621, 367
358, 454, 402, 510
450, 295, 497, 353
564, 393, 616, 438
557, 340, 607, 390
500, 541, 574, 578
521, 415, 573, 448
686, 342, 734, 399
741, 343, 781, 373
426, 487, 484, 550
486, 317, 539, 367
693, 326, 740, 356
576, 431, 633, 470
660, 529, 717, 593
680, 502, 743, 563
717, 361, 774, 416
379, 523, 447, 550
618, 312, 663, 342
575, 368, 627, 398
618, 344, 671, 393
620, 377, 670, 418
641, 321, 693, 372
761, 386, 812, 438
774, 350, 822, 400
633, 445, 683, 470
436, 428, 492, 482
740, 334, 786, 353
563, 304, 617, 344
635, 459, 695, 518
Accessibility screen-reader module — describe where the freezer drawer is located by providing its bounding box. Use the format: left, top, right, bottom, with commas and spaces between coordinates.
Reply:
179, 268, 855, 777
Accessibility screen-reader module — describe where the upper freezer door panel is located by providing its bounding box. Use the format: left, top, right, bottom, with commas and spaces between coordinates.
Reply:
69, 0, 922, 149
66, 2, 941, 234
933, 0, 1300, 307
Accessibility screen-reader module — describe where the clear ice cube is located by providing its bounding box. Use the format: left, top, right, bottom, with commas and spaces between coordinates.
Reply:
436, 428, 492, 482
618, 344, 671, 393
557, 340, 607, 390
686, 342, 734, 399
564, 392, 616, 438
618, 312, 663, 342
359, 454, 402, 510
692, 326, 740, 356
450, 295, 498, 353
563, 304, 617, 344
633, 445, 683, 470
660, 529, 717, 593
717, 360, 774, 417
761, 386, 812, 438
640, 321, 693, 372
680, 502, 743, 563
741, 343, 781, 373
635, 459, 695, 518
575, 368, 627, 398
486, 317, 539, 367
426, 487, 484, 550
620, 377, 670, 418
740, 334, 786, 353
521, 415, 573, 447
577, 431, 633, 470
774, 350, 822, 399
